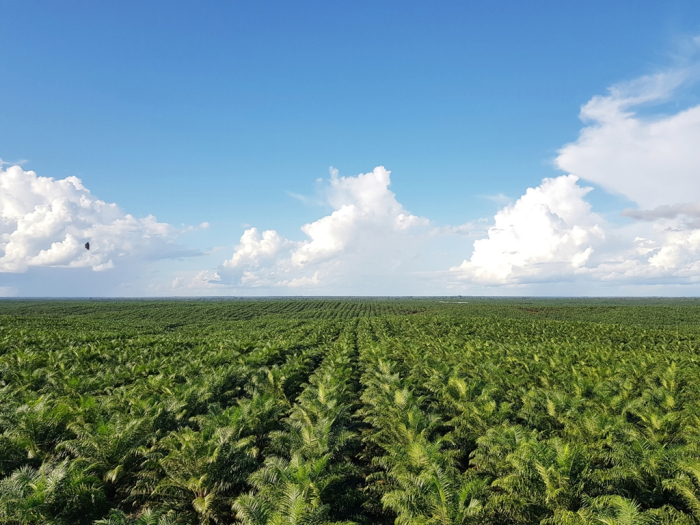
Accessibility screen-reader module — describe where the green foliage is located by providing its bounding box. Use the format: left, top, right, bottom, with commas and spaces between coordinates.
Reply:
2, 298, 700, 524
0, 459, 107, 524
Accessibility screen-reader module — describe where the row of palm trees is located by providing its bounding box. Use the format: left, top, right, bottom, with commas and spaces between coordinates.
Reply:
234, 324, 362, 524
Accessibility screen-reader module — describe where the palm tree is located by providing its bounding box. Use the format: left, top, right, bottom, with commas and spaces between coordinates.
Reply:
94, 507, 179, 525
234, 454, 347, 525
361, 359, 486, 525
0, 459, 106, 525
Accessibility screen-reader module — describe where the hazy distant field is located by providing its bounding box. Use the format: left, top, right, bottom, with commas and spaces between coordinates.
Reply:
2, 298, 700, 524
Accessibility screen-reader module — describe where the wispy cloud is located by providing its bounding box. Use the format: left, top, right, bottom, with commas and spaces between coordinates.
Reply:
478, 193, 511, 205
0, 158, 28, 166
285, 190, 325, 206
429, 221, 485, 237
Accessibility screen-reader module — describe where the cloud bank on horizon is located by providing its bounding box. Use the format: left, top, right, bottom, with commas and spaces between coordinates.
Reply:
3, 53, 700, 295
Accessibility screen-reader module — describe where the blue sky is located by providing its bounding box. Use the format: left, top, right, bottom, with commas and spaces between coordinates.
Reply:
2, 1, 700, 296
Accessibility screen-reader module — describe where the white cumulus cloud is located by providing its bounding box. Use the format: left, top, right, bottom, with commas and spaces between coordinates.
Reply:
556, 66, 700, 209
450, 51, 700, 289
587, 223, 700, 284
448, 175, 700, 288
451, 175, 605, 283
223, 228, 291, 269
203, 166, 429, 289
0, 164, 198, 273
549, 52, 700, 287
